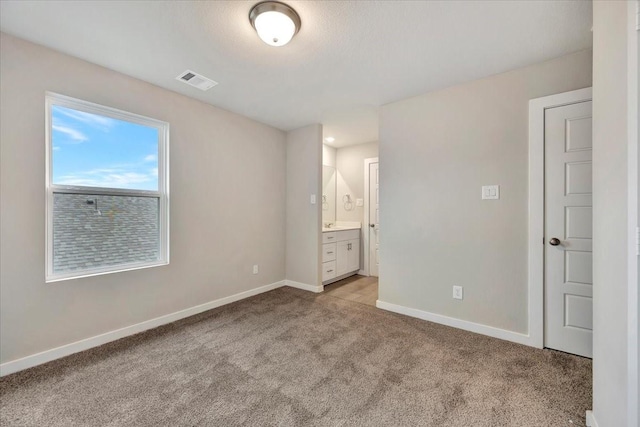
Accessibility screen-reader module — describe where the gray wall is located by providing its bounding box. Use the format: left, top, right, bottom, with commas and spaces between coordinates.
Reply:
286, 125, 322, 286
322, 144, 337, 224
322, 144, 336, 168
336, 141, 379, 224
592, 2, 634, 425
379, 50, 592, 334
0, 33, 287, 364
636, 21, 640, 427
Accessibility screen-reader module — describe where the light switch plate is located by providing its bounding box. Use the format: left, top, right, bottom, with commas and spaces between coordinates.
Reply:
356, 198, 364, 207
482, 185, 500, 200
310, 194, 316, 204
453, 285, 463, 300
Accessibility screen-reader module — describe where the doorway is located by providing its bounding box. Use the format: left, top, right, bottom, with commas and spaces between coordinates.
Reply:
363, 157, 379, 277
529, 88, 593, 358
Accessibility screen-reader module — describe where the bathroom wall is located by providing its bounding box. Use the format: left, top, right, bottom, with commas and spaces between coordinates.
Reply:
322, 144, 337, 224
335, 141, 379, 223
286, 125, 323, 288
322, 144, 336, 168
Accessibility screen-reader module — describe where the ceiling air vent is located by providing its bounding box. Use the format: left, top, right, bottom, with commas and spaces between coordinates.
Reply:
176, 70, 218, 91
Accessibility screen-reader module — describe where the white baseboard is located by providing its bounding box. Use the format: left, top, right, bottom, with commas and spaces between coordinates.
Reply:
285, 280, 324, 293
585, 411, 598, 427
357, 269, 367, 276
322, 271, 359, 286
0, 280, 285, 377
376, 300, 534, 347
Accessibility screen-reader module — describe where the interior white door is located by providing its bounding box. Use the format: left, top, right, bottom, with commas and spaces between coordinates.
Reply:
369, 162, 379, 277
544, 100, 593, 358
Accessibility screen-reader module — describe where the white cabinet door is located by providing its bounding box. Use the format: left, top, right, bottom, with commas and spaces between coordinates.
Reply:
347, 239, 360, 273
332, 237, 360, 279
336, 241, 349, 276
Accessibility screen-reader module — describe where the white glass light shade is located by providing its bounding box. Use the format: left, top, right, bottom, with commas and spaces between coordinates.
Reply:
254, 11, 296, 46
249, 2, 301, 47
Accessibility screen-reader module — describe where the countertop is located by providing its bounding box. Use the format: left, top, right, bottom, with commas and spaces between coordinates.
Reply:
322, 226, 361, 232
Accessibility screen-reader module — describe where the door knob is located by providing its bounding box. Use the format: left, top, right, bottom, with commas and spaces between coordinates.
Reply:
369, 224, 375, 228
549, 237, 561, 246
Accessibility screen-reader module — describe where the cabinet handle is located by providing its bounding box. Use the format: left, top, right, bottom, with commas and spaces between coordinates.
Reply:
327, 236, 334, 240
327, 269, 333, 273
327, 251, 333, 254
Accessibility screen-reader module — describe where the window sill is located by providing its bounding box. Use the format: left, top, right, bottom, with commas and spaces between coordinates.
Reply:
46, 260, 169, 283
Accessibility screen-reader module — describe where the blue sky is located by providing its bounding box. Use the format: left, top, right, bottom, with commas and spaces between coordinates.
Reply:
52, 105, 159, 191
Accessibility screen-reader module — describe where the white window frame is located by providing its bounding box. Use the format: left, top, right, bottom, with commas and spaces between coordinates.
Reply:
45, 92, 170, 282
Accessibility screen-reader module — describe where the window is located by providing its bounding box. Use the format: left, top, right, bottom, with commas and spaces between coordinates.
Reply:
45, 93, 169, 282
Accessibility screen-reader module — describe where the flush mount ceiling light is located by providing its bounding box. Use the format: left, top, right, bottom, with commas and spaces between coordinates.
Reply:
324, 137, 335, 143
249, 1, 301, 47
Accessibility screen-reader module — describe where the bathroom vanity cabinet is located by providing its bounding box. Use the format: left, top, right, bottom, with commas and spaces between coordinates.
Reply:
322, 228, 360, 284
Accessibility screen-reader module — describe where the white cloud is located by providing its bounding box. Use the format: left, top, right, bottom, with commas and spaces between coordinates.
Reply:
56, 166, 158, 190
56, 108, 116, 131
53, 146, 61, 151
57, 172, 153, 188
52, 125, 87, 142
143, 154, 157, 162
81, 167, 121, 175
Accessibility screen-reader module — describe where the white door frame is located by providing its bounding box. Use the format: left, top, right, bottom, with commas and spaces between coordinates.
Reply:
626, 2, 639, 423
363, 157, 379, 276
528, 87, 592, 349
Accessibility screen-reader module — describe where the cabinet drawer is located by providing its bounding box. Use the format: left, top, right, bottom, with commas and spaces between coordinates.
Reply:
322, 243, 337, 263
322, 261, 337, 282
335, 229, 360, 242
322, 232, 337, 244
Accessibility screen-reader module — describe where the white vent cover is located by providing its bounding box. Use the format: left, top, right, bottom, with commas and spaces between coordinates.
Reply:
176, 70, 218, 91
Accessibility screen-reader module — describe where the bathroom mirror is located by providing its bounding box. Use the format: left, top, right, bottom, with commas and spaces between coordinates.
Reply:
322, 165, 336, 223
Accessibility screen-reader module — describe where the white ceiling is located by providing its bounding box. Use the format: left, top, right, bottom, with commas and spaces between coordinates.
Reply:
0, 1, 592, 147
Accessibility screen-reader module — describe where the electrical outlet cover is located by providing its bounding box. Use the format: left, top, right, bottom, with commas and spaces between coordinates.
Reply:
481, 185, 500, 200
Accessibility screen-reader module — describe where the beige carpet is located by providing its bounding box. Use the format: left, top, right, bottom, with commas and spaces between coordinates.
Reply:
0, 287, 591, 426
